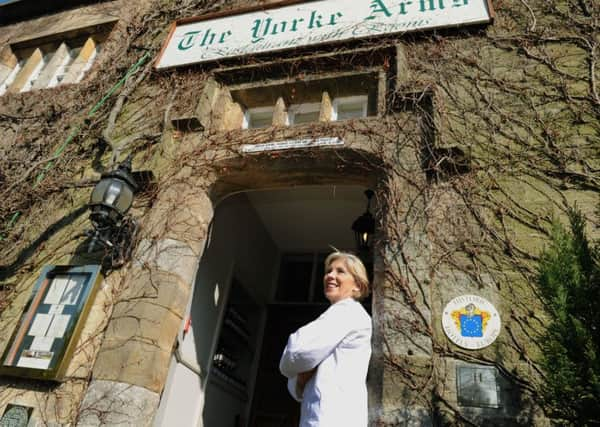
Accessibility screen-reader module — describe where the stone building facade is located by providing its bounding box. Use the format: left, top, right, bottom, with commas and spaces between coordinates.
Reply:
0, 0, 598, 426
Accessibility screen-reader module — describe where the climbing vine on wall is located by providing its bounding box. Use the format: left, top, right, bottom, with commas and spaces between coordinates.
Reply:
0, 0, 598, 424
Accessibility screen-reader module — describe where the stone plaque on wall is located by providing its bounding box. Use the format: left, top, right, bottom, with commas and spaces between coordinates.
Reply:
457, 365, 501, 408
0, 265, 103, 381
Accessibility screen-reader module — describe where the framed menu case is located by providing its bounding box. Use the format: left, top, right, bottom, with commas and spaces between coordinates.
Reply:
0, 265, 103, 381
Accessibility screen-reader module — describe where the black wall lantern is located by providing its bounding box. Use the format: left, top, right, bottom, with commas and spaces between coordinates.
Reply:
87, 156, 139, 267
352, 189, 375, 253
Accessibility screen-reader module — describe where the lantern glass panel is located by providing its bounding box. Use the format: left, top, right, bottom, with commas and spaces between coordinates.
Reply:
114, 184, 134, 214
104, 181, 122, 206
90, 179, 110, 205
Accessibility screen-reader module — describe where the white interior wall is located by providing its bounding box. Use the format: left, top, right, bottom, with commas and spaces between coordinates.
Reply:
154, 193, 279, 427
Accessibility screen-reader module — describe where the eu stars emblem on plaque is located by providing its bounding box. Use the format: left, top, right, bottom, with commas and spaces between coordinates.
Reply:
442, 295, 501, 350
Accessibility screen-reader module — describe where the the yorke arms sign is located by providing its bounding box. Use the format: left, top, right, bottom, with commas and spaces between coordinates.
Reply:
156, 0, 493, 68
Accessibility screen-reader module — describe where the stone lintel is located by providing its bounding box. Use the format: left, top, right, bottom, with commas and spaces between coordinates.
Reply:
8, 2, 119, 46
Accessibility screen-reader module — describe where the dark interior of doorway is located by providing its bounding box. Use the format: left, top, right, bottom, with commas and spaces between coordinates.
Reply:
201, 186, 374, 427
250, 304, 324, 427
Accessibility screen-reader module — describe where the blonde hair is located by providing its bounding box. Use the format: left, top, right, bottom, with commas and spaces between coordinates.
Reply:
324, 251, 370, 300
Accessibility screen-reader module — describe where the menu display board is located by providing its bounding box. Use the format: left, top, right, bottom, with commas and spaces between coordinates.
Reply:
0, 265, 103, 381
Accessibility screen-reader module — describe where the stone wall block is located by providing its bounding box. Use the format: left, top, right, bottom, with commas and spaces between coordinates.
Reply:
272, 96, 288, 126
0, 46, 17, 83
143, 185, 213, 252
134, 238, 200, 285
380, 303, 432, 358
319, 91, 333, 122
90, 267, 191, 391
107, 300, 181, 348
92, 339, 173, 392
395, 42, 411, 86
381, 357, 433, 420
113, 268, 190, 321
382, 234, 433, 357
77, 380, 159, 426
195, 77, 221, 129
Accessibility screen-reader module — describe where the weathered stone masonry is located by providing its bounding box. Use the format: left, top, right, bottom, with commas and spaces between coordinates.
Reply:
0, 0, 598, 426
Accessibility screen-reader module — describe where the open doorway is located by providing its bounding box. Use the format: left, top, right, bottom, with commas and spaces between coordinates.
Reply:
155, 185, 374, 427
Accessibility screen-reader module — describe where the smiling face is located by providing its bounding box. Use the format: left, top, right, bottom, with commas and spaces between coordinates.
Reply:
323, 258, 359, 304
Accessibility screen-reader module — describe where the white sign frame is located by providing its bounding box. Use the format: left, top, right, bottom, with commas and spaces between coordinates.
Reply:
442, 294, 501, 350
156, 0, 494, 69
241, 136, 343, 153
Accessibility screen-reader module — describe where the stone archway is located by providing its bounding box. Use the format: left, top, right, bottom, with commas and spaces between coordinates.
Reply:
77, 147, 386, 426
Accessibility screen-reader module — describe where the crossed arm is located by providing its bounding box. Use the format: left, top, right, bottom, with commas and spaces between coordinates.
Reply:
279, 302, 357, 399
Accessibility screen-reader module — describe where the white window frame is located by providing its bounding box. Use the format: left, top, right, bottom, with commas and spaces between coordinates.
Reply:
243, 106, 275, 129
332, 95, 368, 121
287, 102, 321, 125
0, 61, 22, 95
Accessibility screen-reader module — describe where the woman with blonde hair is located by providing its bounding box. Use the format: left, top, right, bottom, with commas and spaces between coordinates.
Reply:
279, 251, 372, 427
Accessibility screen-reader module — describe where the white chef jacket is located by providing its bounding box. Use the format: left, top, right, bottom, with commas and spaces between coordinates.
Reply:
279, 297, 372, 427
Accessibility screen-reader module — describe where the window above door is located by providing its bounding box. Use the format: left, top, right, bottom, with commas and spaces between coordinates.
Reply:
231, 71, 381, 130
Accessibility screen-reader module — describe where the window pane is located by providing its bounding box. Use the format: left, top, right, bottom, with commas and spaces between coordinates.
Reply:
336, 102, 366, 120
292, 111, 320, 124
289, 103, 321, 125
247, 110, 273, 128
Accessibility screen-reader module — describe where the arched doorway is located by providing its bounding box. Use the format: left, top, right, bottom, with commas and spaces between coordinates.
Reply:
155, 183, 377, 427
